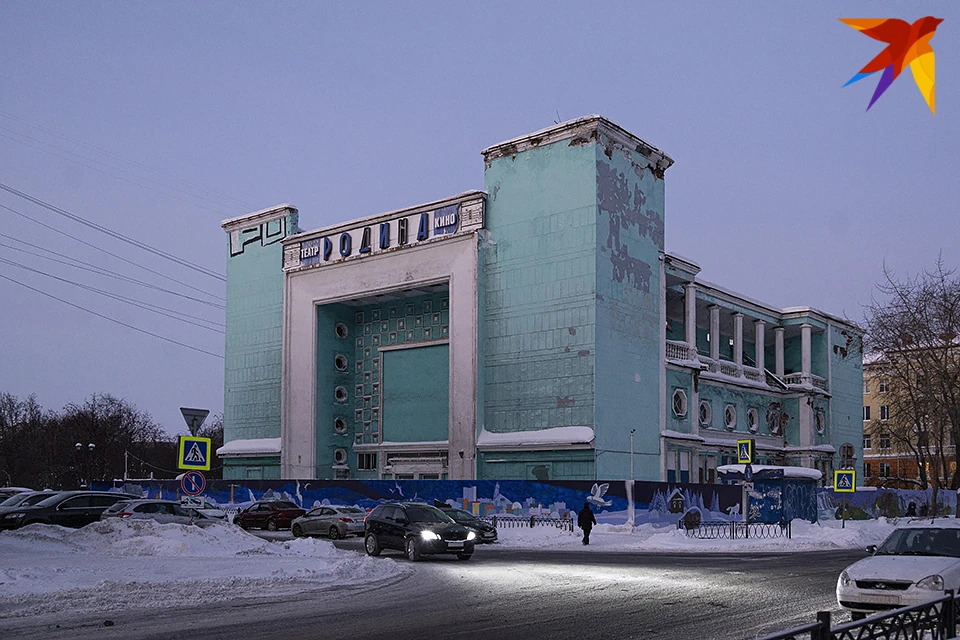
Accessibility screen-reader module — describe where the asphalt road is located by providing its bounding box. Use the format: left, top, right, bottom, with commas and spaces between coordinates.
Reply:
0, 539, 866, 640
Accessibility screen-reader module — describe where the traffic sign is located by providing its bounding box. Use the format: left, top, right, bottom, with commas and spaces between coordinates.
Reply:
834, 470, 856, 492
178, 436, 212, 471
181, 470, 206, 496
744, 464, 754, 482
744, 482, 754, 491
180, 407, 210, 435
737, 439, 755, 464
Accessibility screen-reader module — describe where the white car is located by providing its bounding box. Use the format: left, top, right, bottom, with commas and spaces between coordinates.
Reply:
837, 522, 960, 620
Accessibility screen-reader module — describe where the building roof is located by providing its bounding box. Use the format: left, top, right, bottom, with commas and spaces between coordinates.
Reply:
217, 438, 281, 457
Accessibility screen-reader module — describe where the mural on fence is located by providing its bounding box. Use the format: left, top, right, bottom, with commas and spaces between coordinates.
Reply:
749, 479, 819, 523
817, 487, 960, 520
95, 479, 744, 526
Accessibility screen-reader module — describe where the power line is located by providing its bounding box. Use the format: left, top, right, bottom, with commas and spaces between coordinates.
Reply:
0, 271, 224, 359
0, 108, 256, 211
0, 234, 225, 310
0, 256, 224, 332
0, 202, 225, 301
0, 181, 226, 281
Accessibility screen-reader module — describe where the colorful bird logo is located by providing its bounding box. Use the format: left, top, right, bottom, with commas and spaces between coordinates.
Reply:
840, 17, 943, 113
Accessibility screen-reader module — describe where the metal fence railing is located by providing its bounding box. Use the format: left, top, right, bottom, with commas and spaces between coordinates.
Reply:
481, 515, 575, 533
758, 591, 957, 640
678, 519, 792, 540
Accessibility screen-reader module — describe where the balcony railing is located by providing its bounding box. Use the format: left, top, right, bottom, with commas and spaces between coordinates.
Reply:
719, 361, 740, 377
742, 366, 763, 382
782, 372, 827, 391
665, 340, 696, 362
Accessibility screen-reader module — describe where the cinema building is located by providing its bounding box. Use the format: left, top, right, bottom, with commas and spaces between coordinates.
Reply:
218, 116, 864, 485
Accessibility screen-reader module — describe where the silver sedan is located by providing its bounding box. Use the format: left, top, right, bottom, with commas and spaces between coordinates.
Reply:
291, 506, 367, 539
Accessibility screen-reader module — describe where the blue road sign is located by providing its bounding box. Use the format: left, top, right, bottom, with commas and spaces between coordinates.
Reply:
744, 464, 753, 482
178, 436, 212, 471
181, 470, 206, 496
834, 470, 856, 492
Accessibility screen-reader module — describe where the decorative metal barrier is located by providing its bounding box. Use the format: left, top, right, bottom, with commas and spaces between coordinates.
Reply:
678, 519, 792, 540
757, 591, 957, 640
481, 515, 575, 532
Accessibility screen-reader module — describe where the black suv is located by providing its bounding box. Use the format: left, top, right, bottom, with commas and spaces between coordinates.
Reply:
364, 502, 476, 561
0, 490, 140, 530
439, 507, 498, 543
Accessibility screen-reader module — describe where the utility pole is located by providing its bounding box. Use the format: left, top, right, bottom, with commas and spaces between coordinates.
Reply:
630, 429, 636, 481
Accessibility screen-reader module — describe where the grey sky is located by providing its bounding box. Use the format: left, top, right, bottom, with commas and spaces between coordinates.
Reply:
1, 1, 958, 436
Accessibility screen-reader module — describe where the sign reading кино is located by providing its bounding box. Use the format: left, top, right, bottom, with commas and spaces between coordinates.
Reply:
282, 197, 483, 271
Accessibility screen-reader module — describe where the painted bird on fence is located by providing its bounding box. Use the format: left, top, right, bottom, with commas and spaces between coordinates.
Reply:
840, 16, 942, 113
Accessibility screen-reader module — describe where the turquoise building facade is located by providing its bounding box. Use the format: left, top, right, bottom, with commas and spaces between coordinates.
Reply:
218, 116, 864, 485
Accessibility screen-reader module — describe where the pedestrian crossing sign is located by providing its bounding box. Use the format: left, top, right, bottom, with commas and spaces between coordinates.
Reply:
178, 436, 212, 471
737, 439, 755, 465
834, 470, 856, 492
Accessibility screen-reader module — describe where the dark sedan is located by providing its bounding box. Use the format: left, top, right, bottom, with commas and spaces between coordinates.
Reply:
364, 502, 476, 561
234, 500, 306, 531
440, 507, 498, 543
0, 490, 141, 530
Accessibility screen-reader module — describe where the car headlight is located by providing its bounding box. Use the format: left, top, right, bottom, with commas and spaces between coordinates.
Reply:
420, 530, 440, 541
917, 575, 944, 590
467, 531, 477, 541
3, 513, 25, 520
838, 570, 852, 587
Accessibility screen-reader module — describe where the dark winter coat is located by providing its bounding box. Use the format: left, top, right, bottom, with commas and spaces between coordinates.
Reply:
578, 506, 597, 530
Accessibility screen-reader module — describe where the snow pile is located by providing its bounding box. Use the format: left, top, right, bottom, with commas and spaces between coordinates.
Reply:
0, 520, 408, 618
494, 518, 899, 552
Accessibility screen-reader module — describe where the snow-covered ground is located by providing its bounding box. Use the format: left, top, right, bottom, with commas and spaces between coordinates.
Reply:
0, 517, 904, 619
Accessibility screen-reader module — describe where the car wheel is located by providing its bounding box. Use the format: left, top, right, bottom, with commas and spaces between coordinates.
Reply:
406, 537, 422, 562
457, 552, 472, 561
266, 519, 278, 532
236, 520, 247, 530
292, 524, 304, 538
328, 525, 341, 540
364, 533, 381, 556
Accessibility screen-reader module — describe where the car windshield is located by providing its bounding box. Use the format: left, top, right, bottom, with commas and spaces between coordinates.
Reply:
447, 511, 474, 523
875, 528, 960, 557
405, 506, 454, 524
272, 501, 299, 510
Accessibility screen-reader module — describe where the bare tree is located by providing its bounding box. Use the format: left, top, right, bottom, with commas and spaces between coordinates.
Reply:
864, 257, 960, 512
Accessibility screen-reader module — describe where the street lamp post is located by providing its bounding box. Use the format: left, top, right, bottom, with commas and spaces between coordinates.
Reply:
630, 429, 636, 481
75, 442, 95, 489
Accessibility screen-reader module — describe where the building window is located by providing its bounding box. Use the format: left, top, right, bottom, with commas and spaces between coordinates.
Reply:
724, 404, 737, 430
814, 409, 825, 435
334, 448, 348, 464
747, 408, 758, 433
879, 433, 891, 449
879, 462, 891, 478
864, 463, 872, 479
863, 433, 872, 449
335, 322, 349, 339
863, 406, 871, 422
335, 386, 349, 403
358, 453, 377, 470
334, 416, 347, 434
839, 444, 855, 469
335, 354, 349, 371
698, 401, 712, 427
878, 379, 889, 393
864, 379, 870, 394
879, 405, 890, 421
672, 389, 688, 418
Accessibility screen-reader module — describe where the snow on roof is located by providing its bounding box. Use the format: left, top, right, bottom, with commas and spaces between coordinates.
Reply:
477, 426, 595, 449
717, 464, 823, 480
217, 438, 281, 457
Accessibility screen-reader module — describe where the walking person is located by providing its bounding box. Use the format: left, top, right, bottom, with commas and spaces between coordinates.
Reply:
578, 502, 596, 545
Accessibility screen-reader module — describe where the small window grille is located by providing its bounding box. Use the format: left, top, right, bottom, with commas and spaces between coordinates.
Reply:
672, 389, 688, 418
698, 401, 711, 427
747, 408, 758, 433
724, 405, 737, 430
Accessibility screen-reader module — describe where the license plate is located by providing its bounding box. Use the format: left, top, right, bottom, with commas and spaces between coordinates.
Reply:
862, 594, 899, 606
447, 541, 464, 548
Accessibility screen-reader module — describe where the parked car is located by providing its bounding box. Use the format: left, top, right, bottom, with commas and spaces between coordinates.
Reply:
0, 491, 141, 530
234, 500, 305, 531
179, 497, 228, 522
0, 490, 59, 516
837, 522, 960, 620
100, 499, 221, 528
364, 502, 476, 561
0, 487, 33, 501
438, 507, 498, 543
292, 505, 366, 539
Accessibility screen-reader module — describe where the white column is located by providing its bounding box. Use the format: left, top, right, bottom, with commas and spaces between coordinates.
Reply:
733, 313, 743, 369
774, 327, 785, 377
754, 320, 765, 372
709, 305, 720, 361
684, 283, 697, 349
801, 323, 812, 383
